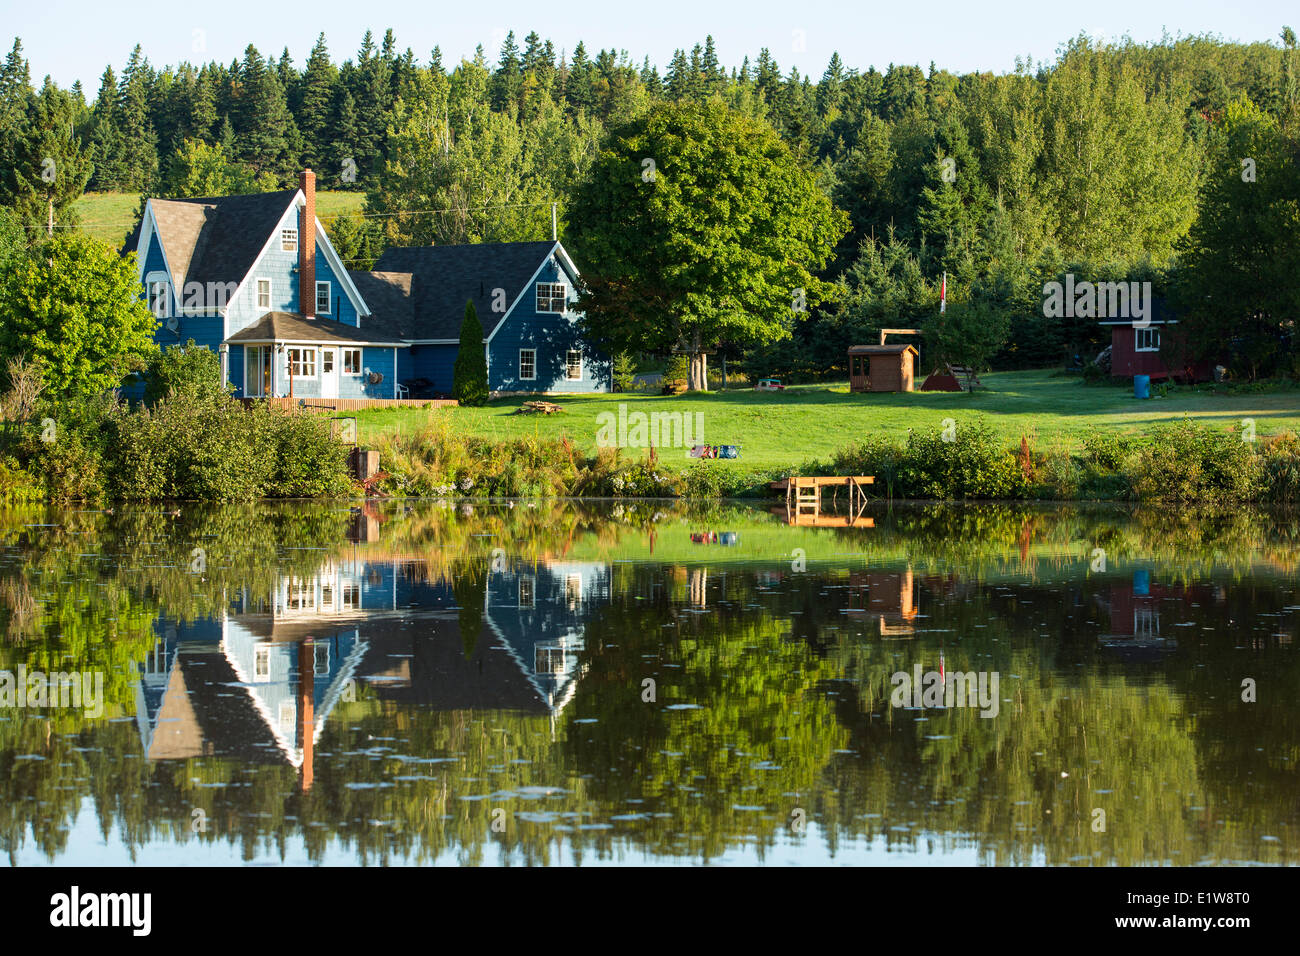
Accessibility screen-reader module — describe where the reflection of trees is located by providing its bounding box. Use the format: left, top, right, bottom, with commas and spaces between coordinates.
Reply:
0, 501, 1296, 865
560, 564, 851, 860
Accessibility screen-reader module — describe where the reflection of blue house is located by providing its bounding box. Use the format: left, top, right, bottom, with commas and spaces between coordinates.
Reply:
486, 561, 610, 712
134, 558, 612, 771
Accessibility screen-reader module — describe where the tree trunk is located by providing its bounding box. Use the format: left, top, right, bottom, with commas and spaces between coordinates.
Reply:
687, 331, 708, 391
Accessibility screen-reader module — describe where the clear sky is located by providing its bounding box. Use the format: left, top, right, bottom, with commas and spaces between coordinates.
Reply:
4, 0, 1295, 90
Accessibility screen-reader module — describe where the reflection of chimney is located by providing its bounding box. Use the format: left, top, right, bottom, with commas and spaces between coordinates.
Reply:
299, 638, 314, 793
299, 169, 316, 319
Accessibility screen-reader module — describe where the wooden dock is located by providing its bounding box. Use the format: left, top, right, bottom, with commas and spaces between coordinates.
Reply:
768, 475, 875, 526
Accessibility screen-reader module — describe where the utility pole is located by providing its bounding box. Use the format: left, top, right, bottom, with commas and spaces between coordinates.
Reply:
551, 202, 557, 241
47, 197, 53, 238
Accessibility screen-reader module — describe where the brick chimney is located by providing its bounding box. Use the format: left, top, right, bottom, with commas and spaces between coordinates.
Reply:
299, 169, 316, 318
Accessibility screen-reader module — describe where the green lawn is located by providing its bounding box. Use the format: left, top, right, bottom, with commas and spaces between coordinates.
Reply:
71, 190, 366, 246
351, 370, 1300, 476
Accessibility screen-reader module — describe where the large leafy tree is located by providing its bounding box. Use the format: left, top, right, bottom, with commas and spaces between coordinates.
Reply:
566, 101, 848, 390
1173, 98, 1300, 378
0, 234, 157, 398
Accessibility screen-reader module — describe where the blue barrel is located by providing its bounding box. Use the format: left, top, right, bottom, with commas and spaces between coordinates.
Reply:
1133, 374, 1150, 399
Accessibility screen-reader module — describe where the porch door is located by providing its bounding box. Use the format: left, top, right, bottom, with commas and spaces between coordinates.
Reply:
244, 346, 272, 398
320, 349, 338, 398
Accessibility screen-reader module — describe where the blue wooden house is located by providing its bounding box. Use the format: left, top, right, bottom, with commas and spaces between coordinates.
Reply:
125, 169, 610, 401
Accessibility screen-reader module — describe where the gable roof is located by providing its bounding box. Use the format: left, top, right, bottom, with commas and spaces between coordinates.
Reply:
371, 241, 562, 339
849, 344, 919, 356
137, 190, 300, 292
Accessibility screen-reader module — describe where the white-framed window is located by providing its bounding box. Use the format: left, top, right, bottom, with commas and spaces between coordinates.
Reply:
322, 350, 334, 374
281, 228, 298, 252
316, 281, 331, 315
565, 573, 582, 609
288, 348, 317, 377
519, 576, 535, 608
313, 642, 330, 676
254, 645, 271, 682
519, 348, 536, 380
342, 349, 362, 374
257, 278, 272, 310
536, 282, 567, 313
279, 699, 296, 731
566, 350, 582, 381
342, 584, 360, 609
1134, 607, 1160, 639
1135, 327, 1160, 352
148, 280, 170, 317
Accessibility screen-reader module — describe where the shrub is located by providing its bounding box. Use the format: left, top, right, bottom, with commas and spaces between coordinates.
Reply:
1261, 432, 1300, 502
269, 409, 351, 497
144, 340, 227, 407
899, 417, 1026, 499
1131, 419, 1263, 501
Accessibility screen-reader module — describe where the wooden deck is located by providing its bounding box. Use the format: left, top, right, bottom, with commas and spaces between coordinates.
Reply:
245, 397, 459, 412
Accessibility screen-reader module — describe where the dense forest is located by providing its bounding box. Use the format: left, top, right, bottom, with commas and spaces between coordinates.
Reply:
0, 27, 1297, 375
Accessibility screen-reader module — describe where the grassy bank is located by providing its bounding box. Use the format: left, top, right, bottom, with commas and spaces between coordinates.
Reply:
353, 370, 1300, 485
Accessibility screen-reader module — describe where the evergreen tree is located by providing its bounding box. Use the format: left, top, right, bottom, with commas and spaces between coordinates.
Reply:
115, 45, 158, 190
452, 301, 488, 405
298, 34, 338, 171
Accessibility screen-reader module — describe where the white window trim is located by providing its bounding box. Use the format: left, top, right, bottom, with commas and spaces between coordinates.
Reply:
1135, 328, 1161, 352
316, 281, 331, 315
536, 281, 568, 313
519, 348, 537, 381
288, 347, 318, 378
342, 349, 363, 375
566, 350, 583, 381
257, 278, 272, 311
281, 228, 298, 252
144, 271, 171, 317
519, 576, 535, 608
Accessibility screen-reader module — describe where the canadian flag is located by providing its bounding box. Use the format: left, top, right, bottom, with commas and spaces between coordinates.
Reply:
940, 271, 947, 314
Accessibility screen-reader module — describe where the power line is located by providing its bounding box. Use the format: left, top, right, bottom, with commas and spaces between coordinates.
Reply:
61, 199, 563, 231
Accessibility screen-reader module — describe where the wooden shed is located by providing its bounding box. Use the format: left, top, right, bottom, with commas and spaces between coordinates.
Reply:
848, 344, 919, 393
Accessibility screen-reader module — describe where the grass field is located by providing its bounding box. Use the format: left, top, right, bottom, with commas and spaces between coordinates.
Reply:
71, 190, 366, 246
351, 370, 1300, 477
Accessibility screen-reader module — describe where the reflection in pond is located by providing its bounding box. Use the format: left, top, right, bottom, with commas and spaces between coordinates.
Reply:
0, 501, 1296, 865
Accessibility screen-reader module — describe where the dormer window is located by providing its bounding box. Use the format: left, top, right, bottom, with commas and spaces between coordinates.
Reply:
281, 228, 298, 252
536, 282, 567, 313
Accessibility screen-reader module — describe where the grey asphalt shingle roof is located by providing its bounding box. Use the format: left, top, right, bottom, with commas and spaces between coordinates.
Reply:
134, 190, 300, 292
371, 241, 560, 339
227, 312, 405, 345
348, 271, 415, 340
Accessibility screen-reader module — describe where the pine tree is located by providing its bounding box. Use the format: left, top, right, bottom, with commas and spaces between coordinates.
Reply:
116, 45, 158, 190
298, 34, 338, 170
88, 66, 122, 190
452, 301, 488, 405
233, 44, 300, 184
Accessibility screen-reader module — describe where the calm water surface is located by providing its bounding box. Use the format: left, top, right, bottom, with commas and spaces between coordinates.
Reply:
1, 500, 1295, 866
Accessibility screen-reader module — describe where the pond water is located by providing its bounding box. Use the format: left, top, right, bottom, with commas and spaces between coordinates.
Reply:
0, 500, 1295, 866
